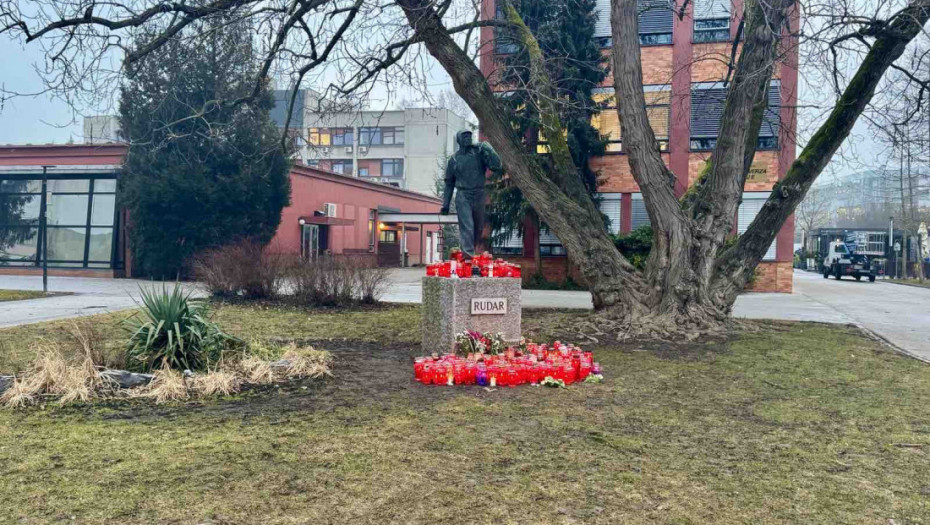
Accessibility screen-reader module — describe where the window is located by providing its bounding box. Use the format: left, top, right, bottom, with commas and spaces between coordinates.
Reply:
331, 128, 353, 146
598, 194, 623, 235
694, 18, 730, 43
359, 127, 404, 146
492, 230, 523, 256
631, 194, 650, 230
592, 0, 673, 46
368, 210, 376, 251
535, 128, 568, 155
738, 193, 777, 260
382, 127, 404, 145
381, 159, 404, 177
0, 176, 117, 268
308, 128, 331, 146
358, 166, 370, 177
690, 81, 781, 151
693, 0, 731, 43
539, 226, 566, 256
592, 87, 670, 153
331, 160, 353, 174
379, 230, 398, 243
494, 5, 520, 54
359, 127, 382, 146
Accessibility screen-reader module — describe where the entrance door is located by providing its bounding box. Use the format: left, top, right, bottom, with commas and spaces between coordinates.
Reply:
301, 224, 320, 259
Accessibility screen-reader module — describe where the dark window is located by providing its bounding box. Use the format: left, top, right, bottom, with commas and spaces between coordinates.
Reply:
693, 0, 731, 42
0, 176, 117, 268
382, 127, 404, 145
690, 81, 781, 151
693, 18, 730, 43
331, 128, 353, 146
359, 127, 382, 146
638, 0, 673, 45
538, 227, 566, 257
331, 160, 353, 174
494, 5, 520, 54
382, 159, 404, 177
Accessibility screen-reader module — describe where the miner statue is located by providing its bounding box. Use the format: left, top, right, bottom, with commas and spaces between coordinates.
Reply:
440, 130, 504, 257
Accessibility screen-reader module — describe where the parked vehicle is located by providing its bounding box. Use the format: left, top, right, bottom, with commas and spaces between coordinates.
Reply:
822, 241, 876, 282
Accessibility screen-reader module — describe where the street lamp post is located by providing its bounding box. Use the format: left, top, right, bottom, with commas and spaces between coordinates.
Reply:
889, 216, 895, 279
39, 165, 55, 293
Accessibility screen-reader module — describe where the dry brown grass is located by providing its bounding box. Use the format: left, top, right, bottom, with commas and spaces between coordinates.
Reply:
277, 344, 332, 380
136, 369, 189, 404
191, 370, 241, 397
1, 335, 332, 408
0, 343, 103, 408
239, 355, 275, 385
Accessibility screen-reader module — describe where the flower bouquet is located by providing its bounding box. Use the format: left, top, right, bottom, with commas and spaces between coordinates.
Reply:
454, 330, 506, 355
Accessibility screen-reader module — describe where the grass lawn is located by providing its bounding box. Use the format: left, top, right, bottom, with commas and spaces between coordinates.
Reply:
1, 303, 929, 523
0, 289, 47, 302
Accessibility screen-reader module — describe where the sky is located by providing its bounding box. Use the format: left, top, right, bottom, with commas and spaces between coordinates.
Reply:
0, 36, 90, 144
0, 15, 886, 179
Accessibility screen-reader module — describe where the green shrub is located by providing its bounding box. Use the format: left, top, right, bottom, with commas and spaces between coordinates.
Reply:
612, 226, 653, 270
124, 285, 242, 372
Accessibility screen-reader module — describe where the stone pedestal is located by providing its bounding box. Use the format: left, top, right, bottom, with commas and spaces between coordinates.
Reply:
422, 276, 522, 354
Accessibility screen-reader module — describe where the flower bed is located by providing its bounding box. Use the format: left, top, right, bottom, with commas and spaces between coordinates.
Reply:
425, 250, 521, 278
414, 334, 601, 388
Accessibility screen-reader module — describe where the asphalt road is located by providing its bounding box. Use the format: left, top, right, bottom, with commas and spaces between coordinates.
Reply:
1, 269, 927, 362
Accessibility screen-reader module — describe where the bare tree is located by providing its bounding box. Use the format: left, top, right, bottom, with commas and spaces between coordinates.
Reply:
4, 0, 930, 335
796, 185, 834, 243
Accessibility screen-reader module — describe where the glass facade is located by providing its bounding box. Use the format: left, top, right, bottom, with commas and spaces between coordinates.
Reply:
0, 175, 120, 269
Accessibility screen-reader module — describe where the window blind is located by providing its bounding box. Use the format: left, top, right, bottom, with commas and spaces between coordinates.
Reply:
738, 195, 777, 260
599, 194, 623, 235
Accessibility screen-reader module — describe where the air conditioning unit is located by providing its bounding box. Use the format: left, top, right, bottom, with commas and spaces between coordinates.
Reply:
359, 146, 369, 155
320, 147, 330, 154
344, 146, 353, 154
322, 203, 337, 217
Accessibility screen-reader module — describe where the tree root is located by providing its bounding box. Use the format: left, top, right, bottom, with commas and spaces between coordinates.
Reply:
567, 308, 750, 345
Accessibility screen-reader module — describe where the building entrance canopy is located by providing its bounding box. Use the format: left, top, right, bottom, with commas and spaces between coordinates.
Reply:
377, 212, 458, 225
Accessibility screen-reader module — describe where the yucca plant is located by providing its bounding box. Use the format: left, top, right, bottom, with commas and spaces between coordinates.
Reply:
124, 285, 241, 372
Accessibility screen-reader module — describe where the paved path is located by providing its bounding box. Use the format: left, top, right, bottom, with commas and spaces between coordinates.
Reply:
2, 269, 927, 362
0, 275, 200, 328
385, 268, 930, 362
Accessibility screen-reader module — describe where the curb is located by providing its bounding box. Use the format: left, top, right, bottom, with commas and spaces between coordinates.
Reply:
880, 280, 930, 290
852, 323, 930, 365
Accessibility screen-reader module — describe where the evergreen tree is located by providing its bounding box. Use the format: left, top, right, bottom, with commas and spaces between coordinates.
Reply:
489, 0, 608, 273
118, 14, 290, 278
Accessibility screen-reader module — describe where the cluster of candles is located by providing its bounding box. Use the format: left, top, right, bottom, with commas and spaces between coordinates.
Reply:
413, 341, 600, 387
425, 250, 522, 279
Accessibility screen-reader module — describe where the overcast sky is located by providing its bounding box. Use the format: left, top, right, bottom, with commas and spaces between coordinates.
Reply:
0, 23, 884, 179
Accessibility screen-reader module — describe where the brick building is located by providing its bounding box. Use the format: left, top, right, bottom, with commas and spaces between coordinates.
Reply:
0, 144, 441, 277
480, 0, 797, 292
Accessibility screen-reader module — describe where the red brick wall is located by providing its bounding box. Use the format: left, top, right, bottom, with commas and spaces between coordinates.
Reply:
746, 261, 794, 293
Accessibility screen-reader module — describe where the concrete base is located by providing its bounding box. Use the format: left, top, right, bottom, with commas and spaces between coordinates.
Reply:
422, 276, 521, 354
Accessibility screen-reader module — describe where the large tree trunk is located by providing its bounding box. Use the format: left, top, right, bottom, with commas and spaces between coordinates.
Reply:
398, 0, 930, 336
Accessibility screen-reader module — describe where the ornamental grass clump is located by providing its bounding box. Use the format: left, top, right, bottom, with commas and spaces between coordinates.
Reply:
0, 342, 106, 408
124, 284, 242, 372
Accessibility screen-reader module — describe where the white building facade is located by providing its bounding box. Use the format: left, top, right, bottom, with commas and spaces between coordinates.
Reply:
297, 106, 476, 196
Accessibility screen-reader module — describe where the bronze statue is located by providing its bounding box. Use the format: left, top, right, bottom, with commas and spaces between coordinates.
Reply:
440, 130, 503, 257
